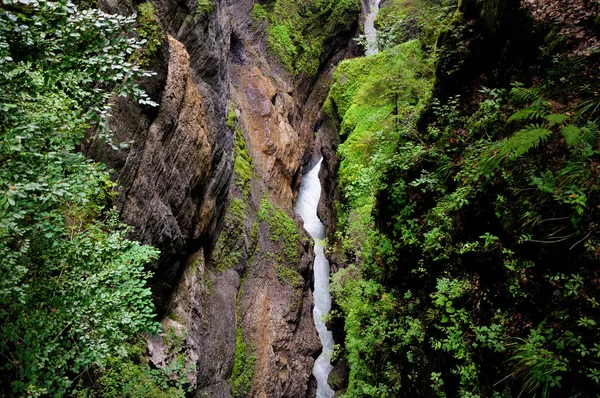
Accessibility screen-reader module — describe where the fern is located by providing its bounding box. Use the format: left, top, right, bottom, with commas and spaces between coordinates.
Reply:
560, 125, 581, 148
530, 170, 556, 195
580, 121, 599, 145
510, 86, 543, 106
508, 107, 546, 123
544, 113, 568, 126
500, 124, 553, 158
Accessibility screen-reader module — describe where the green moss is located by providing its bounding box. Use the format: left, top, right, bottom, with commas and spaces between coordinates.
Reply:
168, 312, 183, 323
196, 0, 213, 15
230, 323, 256, 397
328, 41, 433, 210
211, 198, 247, 271
226, 107, 237, 131
267, 24, 298, 72
234, 128, 253, 195
373, 0, 453, 50
189, 258, 202, 275
137, 2, 164, 67
251, 4, 268, 23
250, 221, 259, 253
258, 0, 361, 77
258, 198, 300, 264
328, 2, 600, 393
277, 265, 303, 289
203, 272, 214, 296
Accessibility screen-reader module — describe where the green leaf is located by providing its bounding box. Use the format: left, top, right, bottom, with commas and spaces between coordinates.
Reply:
560, 125, 581, 148
544, 113, 569, 126
501, 124, 553, 158
508, 107, 545, 123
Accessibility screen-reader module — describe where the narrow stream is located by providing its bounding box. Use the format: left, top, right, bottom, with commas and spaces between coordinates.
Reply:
362, 0, 381, 55
295, 158, 335, 398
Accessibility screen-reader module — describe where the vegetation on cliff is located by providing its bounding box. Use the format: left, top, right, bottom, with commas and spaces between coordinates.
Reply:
3, 0, 599, 397
328, 0, 600, 397
0, 1, 190, 395
252, 0, 361, 77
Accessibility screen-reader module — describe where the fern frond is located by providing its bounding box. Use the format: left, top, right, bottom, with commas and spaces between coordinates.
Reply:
508, 107, 545, 123
560, 125, 581, 148
510, 86, 542, 105
544, 113, 568, 126
580, 121, 599, 145
501, 124, 553, 158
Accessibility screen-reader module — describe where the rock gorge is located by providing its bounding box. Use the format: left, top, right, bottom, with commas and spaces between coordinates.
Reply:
4, 0, 598, 396
85, 0, 359, 396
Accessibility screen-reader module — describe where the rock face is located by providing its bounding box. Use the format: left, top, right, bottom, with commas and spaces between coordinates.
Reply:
120, 35, 213, 303
89, 0, 360, 396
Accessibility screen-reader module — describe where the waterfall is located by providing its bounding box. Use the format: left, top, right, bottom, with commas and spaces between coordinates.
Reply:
295, 158, 335, 398
362, 0, 381, 55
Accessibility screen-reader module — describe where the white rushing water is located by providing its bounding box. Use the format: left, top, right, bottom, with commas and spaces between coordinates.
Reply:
362, 0, 381, 55
295, 158, 335, 398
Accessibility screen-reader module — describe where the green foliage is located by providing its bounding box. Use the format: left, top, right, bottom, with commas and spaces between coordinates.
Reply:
196, 0, 213, 16
510, 85, 544, 106
73, 334, 192, 397
230, 323, 256, 397
500, 124, 553, 158
331, 265, 422, 396
0, 1, 162, 394
327, 1, 600, 394
211, 198, 247, 271
226, 101, 252, 195
329, 40, 433, 215
369, 0, 458, 51
256, 0, 361, 76
234, 127, 253, 195
251, 3, 267, 23
277, 265, 303, 289
575, 98, 600, 122
226, 103, 238, 130
267, 24, 298, 72
258, 198, 300, 264
510, 327, 567, 398
137, 2, 164, 67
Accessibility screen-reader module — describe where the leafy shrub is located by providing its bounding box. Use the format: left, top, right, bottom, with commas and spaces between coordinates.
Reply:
0, 1, 160, 394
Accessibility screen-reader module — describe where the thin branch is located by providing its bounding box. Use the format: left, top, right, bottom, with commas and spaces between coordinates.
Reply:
540, 217, 570, 223
494, 372, 515, 387
570, 230, 593, 250
545, 226, 566, 238
547, 233, 575, 240
524, 237, 570, 244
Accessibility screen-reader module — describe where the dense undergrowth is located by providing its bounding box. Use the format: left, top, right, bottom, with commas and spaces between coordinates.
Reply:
0, 1, 191, 395
328, 0, 600, 396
